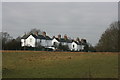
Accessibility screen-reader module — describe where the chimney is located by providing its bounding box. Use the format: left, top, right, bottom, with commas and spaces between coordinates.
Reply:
58, 34, 61, 39
52, 36, 56, 39
81, 39, 84, 43
34, 31, 38, 36
76, 37, 80, 43
84, 39, 87, 43
76, 37, 80, 41
64, 34, 68, 40
81, 39, 86, 43
42, 31, 46, 37
72, 39, 74, 42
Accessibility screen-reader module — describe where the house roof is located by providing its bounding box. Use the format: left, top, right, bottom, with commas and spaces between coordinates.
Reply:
54, 38, 72, 43
73, 41, 81, 45
53, 38, 60, 41
59, 38, 66, 42
21, 34, 37, 39
21, 33, 52, 40
45, 36, 52, 40
37, 35, 46, 39
21, 35, 28, 39
66, 39, 72, 43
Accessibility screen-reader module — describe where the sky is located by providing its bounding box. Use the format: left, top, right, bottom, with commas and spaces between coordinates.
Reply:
2, 2, 118, 46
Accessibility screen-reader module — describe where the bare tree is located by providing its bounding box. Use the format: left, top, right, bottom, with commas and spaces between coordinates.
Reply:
28, 28, 42, 35
95, 21, 119, 52
0, 32, 13, 50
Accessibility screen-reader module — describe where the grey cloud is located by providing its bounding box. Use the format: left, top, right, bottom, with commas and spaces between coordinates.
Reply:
2, 2, 118, 46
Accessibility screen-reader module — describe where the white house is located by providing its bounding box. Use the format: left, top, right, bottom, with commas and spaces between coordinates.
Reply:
59, 38, 68, 45
52, 37, 72, 50
66, 40, 72, 50
81, 44, 85, 50
21, 32, 52, 48
21, 34, 37, 47
21, 32, 88, 51
37, 35, 52, 47
52, 38, 68, 46
52, 38, 60, 47
71, 41, 86, 51
71, 41, 81, 51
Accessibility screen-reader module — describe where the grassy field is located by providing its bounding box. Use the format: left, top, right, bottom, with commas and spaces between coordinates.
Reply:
2, 51, 119, 78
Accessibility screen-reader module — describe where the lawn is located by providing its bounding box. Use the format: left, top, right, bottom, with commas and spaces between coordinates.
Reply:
2, 51, 119, 78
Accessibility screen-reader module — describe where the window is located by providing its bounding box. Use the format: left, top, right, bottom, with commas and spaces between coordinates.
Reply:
30, 38, 32, 43
53, 42, 56, 46
73, 45, 74, 48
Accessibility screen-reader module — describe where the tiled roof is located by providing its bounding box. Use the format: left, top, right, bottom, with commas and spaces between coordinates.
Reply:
54, 38, 60, 41
54, 38, 72, 43
21, 33, 52, 40
21, 34, 37, 39
59, 38, 66, 42
46, 36, 52, 40
37, 35, 46, 39
66, 39, 72, 43
21, 34, 28, 39
72, 41, 86, 45
73, 41, 81, 45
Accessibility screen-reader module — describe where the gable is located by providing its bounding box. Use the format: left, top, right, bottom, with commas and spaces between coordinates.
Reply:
26, 35, 36, 41
21, 34, 37, 39
21, 33, 52, 40
21, 34, 30, 39
52, 38, 59, 43
72, 42, 77, 45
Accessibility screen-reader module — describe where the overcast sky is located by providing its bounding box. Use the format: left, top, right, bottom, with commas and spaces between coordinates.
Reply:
2, 2, 118, 46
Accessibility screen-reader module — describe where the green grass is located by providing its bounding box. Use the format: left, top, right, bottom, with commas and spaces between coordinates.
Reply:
2, 51, 118, 78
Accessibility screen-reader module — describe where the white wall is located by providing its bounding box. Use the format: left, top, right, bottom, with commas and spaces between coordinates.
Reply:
36, 39, 41, 47
77, 45, 81, 51
61, 42, 68, 45
40, 39, 46, 47
52, 38, 60, 46
68, 43, 72, 50
21, 36, 53, 48
47, 40, 52, 47
21, 39, 25, 47
81, 45, 85, 50
71, 42, 78, 51
25, 35, 36, 47
39, 39, 52, 47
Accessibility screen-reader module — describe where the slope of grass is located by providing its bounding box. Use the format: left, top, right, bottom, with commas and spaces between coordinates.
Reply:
2, 51, 118, 78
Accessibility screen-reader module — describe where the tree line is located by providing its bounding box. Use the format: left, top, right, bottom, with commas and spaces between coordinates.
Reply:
1, 21, 120, 52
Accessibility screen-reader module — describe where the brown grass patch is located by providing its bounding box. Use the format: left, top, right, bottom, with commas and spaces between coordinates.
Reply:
1, 50, 120, 55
